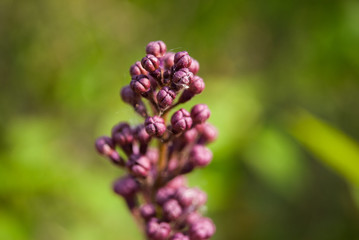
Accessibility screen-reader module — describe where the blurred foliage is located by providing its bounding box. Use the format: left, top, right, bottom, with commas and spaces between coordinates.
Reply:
1, 0, 359, 239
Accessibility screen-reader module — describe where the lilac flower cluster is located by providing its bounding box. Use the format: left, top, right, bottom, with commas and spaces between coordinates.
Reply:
95, 41, 217, 240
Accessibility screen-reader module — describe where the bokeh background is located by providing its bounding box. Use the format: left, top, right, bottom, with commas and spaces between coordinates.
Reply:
1, 0, 359, 239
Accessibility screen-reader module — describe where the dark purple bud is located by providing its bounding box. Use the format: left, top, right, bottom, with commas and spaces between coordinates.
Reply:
141, 54, 160, 72
146, 219, 171, 240
178, 89, 196, 104
146, 41, 167, 58
95, 136, 122, 164
140, 203, 156, 220
197, 123, 218, 144
166, 176, 188, 189
156, 187, 176, 205
163, 52, 175, 69
127, 154, 151, 177
130, 61, 148, 76
111, 123, 134, 148
176, 187, 197, 207
134, 100, 148, 117
189, 145, 212, 167
163, 199, 183, 221
185, 212, 201, 225
162, 69, 172, 85
171, 233, 190, 240
130, 74, 151, 94
145, 116, 167, 137
189, 76, 205, 94
157, 87, 176, 109
120, 85, 138, 105
147, 147, 159, 165
172, 68, 193, 87
174, 51, 192, 69
189, 217, 216, 240
188, 58, 200, 74
171, 109, 193, 134
190, 104, 210, 124
135, 124, 151, 144
113, 176, 139, 198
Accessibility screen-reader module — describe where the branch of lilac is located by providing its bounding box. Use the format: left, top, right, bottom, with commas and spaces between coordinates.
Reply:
95, 41, 217, 240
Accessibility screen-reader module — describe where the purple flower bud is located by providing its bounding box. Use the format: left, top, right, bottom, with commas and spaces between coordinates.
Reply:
197, 123, 218, 144
140, 203, 156, 220
189, 145, 212, 167
141, 54, 160, 72
194, 188, 207, 206
111, 123, 134, 147
171, 233, 190, 240
174, 51, 192, 69
157, 87, 176, 109
163, 199, 183, 221
178, 89, 196, 104
135, 124, 151, 144
176, 187, 197, 207
120, 85, 138, 105
146, 219, 171, 240
185, 212, 201, 225
188, 58, 200, 74
113, 176, 139, 198
146, 41, 167, 58
130, 61, 148, 76
182, 128, 198, 143
145, 116, 167, 137
163, 52, 175, 69
127, 154, 151, 177
171, 109, 193, 134
189, 217, 216, 240
146, 147, 159, 165
166, 176, 188, 189
189, 76, 205, 94
190, 104, 210, 124
130, 74, 151, 94
172, 68, 193, 87
95, 136, 122, 163
156, 187, 176, 205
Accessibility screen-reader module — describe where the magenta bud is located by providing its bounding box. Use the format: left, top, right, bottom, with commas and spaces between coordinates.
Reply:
130, 74, 151, 94
111, 123, 134, 147
189, 217, 216, 240
176, 187, 197, 207
120, 85, 138, 104
178, 89, 196, 104
146, 219, 171, 240
95, 136, 122, 164
113, 176, 139, 198
157, 86, 176, 109
163, 52, 175, 69
146, 147, 159, 165
194, 188, 207, 206
135, 124, 151, 144
163, 199, 183, 221
185, 212, 202, 225
127, 154, 151, 177
140, 203, 156, 220
172, 68, 193, 87
188, 58, 200, 74
197, 123, 218, 144
190, 104, 210, 124
156, 187, 176, 205
145, 116, 167, 137
141, 54, 160, 72
174, 51, 192, 69
171, 108, 193, 134
189, 76, 205, 94
171, 233, 190, 240
166, 176, 188, 189
130, 61, 148, 76
146, 41, 167, 58
189, 145, 213, 167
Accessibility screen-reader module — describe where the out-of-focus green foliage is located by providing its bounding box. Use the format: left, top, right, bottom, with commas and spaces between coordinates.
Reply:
1, 0, 359, 239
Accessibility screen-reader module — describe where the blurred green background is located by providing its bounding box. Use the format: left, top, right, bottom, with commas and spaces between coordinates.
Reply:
1, 0, 359, 239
